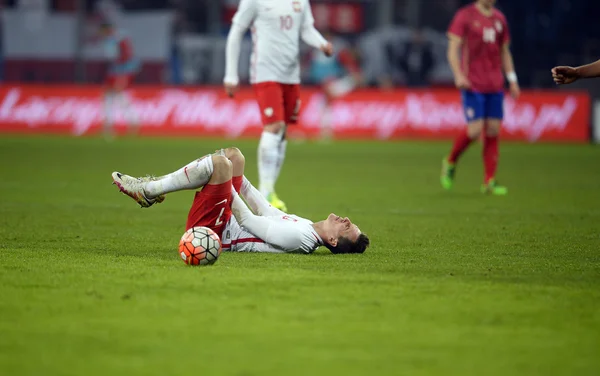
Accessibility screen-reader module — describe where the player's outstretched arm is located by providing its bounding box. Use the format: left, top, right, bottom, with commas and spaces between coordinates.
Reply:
224, 0, 257, 97
552, 59, 600, 85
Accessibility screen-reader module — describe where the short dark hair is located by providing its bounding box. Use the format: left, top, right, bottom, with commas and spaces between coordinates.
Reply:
325, 233, 370, 254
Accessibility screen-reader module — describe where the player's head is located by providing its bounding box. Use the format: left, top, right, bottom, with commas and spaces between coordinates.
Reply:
322, 213, 370, 254
476, 0, 496, 8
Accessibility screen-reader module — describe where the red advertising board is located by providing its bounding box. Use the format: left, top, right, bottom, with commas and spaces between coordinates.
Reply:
0, 85, 590, 142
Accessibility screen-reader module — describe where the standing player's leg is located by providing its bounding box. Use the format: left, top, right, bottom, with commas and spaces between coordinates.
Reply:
319, 80, 336, 141
320, 76, 356, 141
253, 82, 288, 212
115, 76, 140, 134
481, 92, 507, 195
441, 90, 484, 189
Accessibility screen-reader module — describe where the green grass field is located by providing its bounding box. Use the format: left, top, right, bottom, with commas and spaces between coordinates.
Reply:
1, 136, 599, 376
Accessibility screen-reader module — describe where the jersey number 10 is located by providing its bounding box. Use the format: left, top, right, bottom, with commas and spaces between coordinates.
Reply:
280, 15, 293, 30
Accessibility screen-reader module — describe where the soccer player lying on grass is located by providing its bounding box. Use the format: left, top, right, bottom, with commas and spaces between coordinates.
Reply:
111, 147, 369, 254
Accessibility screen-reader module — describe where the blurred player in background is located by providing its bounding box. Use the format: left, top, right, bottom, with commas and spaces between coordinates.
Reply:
307, 31, 363, 140
98, 21, 141, 138
224, 0, 333, 212
552, 59, 600, 84
111, 147, 369, 255
441, 0, 520, 195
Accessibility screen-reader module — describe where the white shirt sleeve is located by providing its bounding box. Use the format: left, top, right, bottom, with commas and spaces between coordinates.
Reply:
240, 176, 285, 217
231, 191, 306, 251
224, 0, 257, 85
300, 3, 327, 50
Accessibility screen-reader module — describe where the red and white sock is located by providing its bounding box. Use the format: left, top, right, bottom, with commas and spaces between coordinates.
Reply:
145, 157, 214, 198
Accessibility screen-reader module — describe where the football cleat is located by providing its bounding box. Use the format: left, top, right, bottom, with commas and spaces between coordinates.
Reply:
268, 192, 288, 212
440, 158, 456, 190
111, 172, 164, 208
481, 179, 508, 196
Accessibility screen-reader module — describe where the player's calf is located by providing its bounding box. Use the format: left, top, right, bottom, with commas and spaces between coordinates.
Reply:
208, 155, 233, 185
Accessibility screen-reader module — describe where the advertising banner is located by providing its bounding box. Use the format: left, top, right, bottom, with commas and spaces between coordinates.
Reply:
0, 85, 590, 142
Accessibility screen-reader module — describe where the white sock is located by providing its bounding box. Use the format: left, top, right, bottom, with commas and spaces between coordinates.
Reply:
144, 156, 214, 198
274, 139, 287, 183
258, 131, 281, 197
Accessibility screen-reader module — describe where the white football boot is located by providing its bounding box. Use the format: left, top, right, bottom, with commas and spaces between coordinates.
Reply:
111, 172, 165, 208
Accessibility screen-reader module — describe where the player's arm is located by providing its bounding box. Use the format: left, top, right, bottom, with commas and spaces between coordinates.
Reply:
501, 43, 520, 99
240, 176, 285, 217
224, 0, 257, 97
552, 60, 600, 85
300, 3, 332, 56
572, 60, 600, 79
231, 191, 304, 251
447, 34, 470, 89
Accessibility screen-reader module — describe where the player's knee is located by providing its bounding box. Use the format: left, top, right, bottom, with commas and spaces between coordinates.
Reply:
225, 147, 244, 160
485, 120, 501, 136
467, 121, 483, 139
264, 121, 285, 134
211, 155, 233, 180
225, 147, 245, 167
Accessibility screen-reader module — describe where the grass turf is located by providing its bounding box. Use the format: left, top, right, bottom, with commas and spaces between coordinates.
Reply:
0, 135, 599, 376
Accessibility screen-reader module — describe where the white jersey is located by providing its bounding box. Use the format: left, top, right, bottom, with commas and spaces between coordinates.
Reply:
225, 0, 327, 85
222, 214, 322, 254
223, 176, 323, 254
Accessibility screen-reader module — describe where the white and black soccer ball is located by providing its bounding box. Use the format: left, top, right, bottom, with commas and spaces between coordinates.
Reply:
178, 227, 222, 266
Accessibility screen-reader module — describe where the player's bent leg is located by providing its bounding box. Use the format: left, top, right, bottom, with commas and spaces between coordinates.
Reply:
208, 155, 233, 185
481, 118, 507, 196
224, 147, 245, 177
112, 154, 220, 207
224, 147, 245, 193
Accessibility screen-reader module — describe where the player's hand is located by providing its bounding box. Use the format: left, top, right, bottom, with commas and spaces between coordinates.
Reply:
551, 66, 579, 85
454, 74, 471, 90
509, 82, 520, 99
321, 42, 334, 57
224, 82, 238, 98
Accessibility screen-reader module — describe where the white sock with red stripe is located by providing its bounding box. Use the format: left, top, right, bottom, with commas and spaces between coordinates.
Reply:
144, 156, 214, 198
273, 139, 287, 184
258, 130, 281, 197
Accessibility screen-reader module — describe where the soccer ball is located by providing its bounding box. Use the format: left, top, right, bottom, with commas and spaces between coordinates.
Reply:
179, 227, 222, 266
